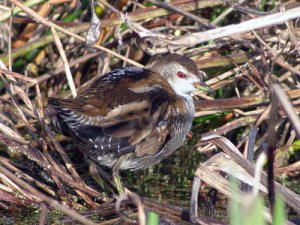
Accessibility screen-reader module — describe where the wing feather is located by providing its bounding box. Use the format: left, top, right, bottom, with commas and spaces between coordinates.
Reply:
48, 66, 177, 156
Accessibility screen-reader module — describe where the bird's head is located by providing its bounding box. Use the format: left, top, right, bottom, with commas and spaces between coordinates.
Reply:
149, 54, 213, 97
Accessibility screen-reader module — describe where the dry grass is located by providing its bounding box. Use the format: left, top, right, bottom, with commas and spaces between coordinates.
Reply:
0, 0, 300, 224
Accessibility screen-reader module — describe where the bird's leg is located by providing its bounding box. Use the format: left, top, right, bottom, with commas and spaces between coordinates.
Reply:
89, 162, 117, 194
89, 162, 105, 188
112, 155, 127, 194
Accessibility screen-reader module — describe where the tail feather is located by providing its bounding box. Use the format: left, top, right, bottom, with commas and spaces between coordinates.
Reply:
50, 114, 70, 135
47, 98, 135, 155
48, 98, 85, 113
74, 125, 134, 155
48, 97, 85, 133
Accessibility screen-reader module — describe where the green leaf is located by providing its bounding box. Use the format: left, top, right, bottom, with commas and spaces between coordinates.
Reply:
146, 211, 159, 225
273, 194, 286, 225
229, 177, 242, 225
244, 196, 266, 225
229, 176, 266, 225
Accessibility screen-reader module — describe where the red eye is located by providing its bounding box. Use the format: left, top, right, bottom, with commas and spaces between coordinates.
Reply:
177, 71, 187, 79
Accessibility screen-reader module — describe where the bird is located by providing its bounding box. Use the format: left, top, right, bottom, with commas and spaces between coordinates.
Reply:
48, 53, 213, 193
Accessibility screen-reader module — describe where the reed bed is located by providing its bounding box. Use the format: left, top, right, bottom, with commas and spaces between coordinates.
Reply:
0, 0, 300, 224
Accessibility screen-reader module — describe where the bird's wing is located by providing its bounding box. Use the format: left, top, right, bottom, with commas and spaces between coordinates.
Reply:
48, 66, 177, 157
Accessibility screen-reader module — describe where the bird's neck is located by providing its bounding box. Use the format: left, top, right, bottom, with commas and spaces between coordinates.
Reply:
181, 94, 195, 114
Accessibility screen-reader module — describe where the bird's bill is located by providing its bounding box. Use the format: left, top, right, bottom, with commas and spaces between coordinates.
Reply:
193, 81, 215, 94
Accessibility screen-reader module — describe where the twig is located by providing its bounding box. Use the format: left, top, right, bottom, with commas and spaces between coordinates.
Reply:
265, 91, 279, 214
147, 0, 214, 28
116, 190, 146, 225
8, 6, 13, 71
273, 84, 300, 137
51, 27, 77, 97
212, 0, 247, 25
39, 203, 48, 225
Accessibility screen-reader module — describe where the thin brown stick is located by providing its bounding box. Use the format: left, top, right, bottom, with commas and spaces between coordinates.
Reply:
39, 203, 48, 225
147, 0, 213, 28
51, 26, 77, 97
273, 84, 300, 137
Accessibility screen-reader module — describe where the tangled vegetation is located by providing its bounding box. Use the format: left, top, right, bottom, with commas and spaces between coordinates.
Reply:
0, 0, 300, 224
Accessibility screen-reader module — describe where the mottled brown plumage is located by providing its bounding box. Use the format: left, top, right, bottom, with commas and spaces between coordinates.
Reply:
48, 54, 212, 171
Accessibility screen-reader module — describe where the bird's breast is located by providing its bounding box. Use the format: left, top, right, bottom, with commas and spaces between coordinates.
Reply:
122, 95, 195, 170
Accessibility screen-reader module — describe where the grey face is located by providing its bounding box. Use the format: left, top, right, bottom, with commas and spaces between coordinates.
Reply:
150, 54, 202, 96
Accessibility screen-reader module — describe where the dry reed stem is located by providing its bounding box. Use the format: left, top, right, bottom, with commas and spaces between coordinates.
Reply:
115, 190, 146, 225
170, 6, 300, 46
9, 0, 143, 67
200, 135, 300, 214
273, 84, 300, 137
147, 0, 212, 27
0, 0, 44, 22
0, 0, 224, 63
51, 27, 77, 97
0, 165, 97, 225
